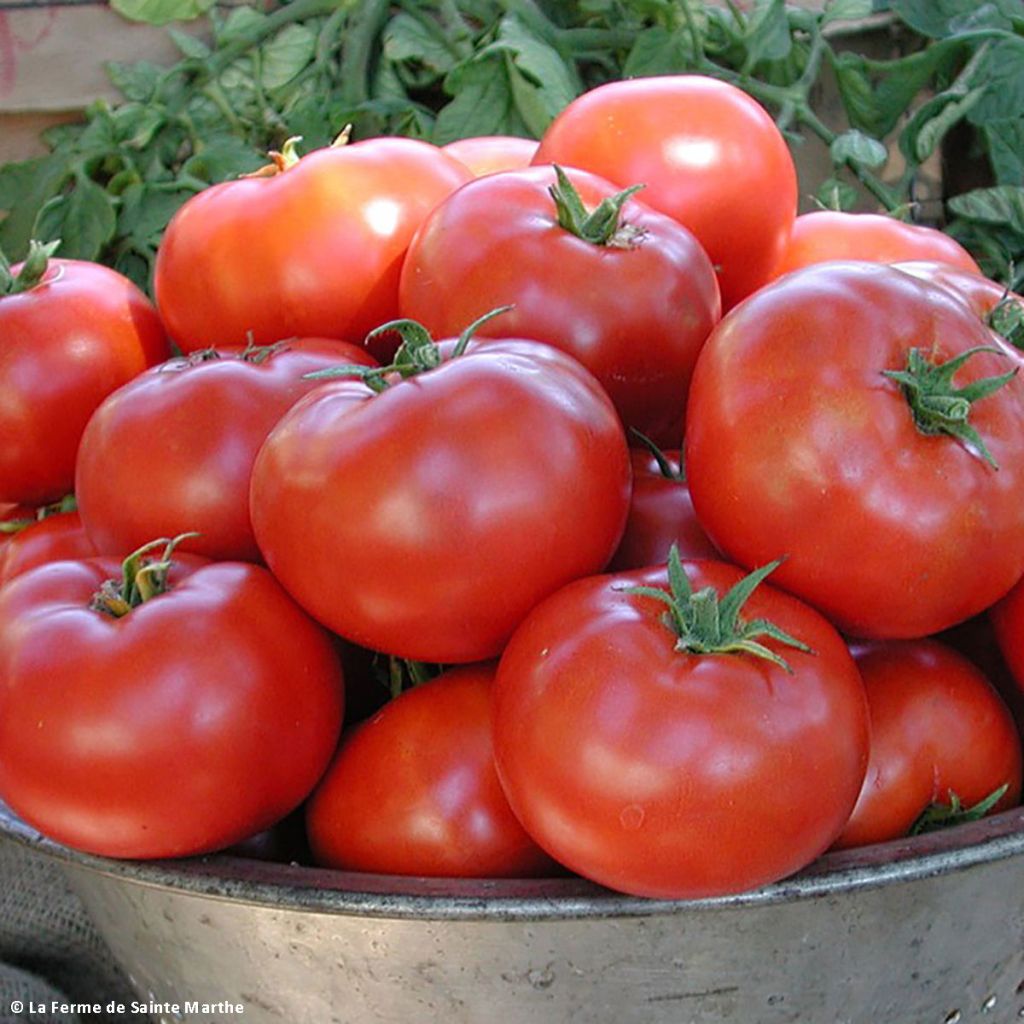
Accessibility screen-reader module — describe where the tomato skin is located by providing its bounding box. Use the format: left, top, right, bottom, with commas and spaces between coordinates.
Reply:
608, 449, 718, 571
894, 259, 1023, 334
990, 576, 1024, 696
833, 639, 1022, 850
153, 138, 473, 352
0, 511, 96, 586
75, 339, 376, 563
533, 75, 797, 309
0, 259, 169, 505
0, 556, 344, 859
685, 261, 1024, 639
441, 135, 539, 177
774, 212, 981, 278
492, 560, 869, 899
307, 664, 556, 878
399, 165, 720, 443
250, 339, 632, 663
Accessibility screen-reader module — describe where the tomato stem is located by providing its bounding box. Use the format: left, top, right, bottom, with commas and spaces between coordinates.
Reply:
90, 532, 199, 618
548, 165, 647, 248
628, 428, 684, 482
0, 239, 61, 297
882, 345, 1017, 469
304, 307, 514, 390
622, 546, 813, 673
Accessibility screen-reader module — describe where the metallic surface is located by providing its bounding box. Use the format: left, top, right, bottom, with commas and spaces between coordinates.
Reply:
3, 803, 1024, 1023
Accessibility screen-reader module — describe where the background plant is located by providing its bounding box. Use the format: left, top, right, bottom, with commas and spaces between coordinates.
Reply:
0, 0, 1022, 292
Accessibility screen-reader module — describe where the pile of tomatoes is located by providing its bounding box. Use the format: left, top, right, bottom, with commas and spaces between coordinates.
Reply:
1, 74, 1023, 901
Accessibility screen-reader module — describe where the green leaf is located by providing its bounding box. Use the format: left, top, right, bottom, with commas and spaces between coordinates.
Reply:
0, 155, 72, 260
111, 0, 214, 26
497, 15, 580, 136
830, 129, 888, 169
110, 102, 166, 149
622, 26, 695, 77
817, 177, 859, 211
383, 11, 458, 76
822, 0, 875, 24
984, 120, 1024, 185
0, 157, 50, 212
182, 134, 264, 182
119, 185, 194, 244
966, 39, 1024, 126
48, 177, 118, 261
907, 86, 986, 163
218, 5, 268, 43
831, 41, 962, 139
105, 60, 162, 102
949, 186, 1024, 237
890, 0, 1016, 38
261, 23, 317, 91
744, 0, 792, 69
434, 55, 529, 144
168, 27, 212, 59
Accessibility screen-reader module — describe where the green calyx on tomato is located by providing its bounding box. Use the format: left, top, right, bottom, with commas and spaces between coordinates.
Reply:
548, 165, 646, 249
0, 240, 61, 296
622, 546, 813, 673
909, 783, 1010, 836
882, 346, 1017, 470
306, 306, 513, 393
90, 532, 198, 618
987, 294, 1024, 352
0, 494, 77, 536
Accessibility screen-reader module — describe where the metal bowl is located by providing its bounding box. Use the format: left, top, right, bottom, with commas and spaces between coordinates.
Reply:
3, 802, 1024, 1024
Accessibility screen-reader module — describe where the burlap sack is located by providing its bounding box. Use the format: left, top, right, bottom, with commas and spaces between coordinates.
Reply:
0, 839, 151, 1024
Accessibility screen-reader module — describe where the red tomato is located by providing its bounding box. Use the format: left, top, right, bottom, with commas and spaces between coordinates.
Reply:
608, 448, 718, 571
895, 260, 1024, 355
0, 510, 96, 586
833, 639, 1021, 850
0, 504, 32, 555
774, 212, 981, 278
685, 262, 1024, 639
0, 254, 168, 505
250, 337, 631, 663
153, 138, 472, 353
0, 551, 344, 858
399, 165, 720, 443
75, 339, 376, 562
307, 664, 556, 877
990, 575, 1024, 698
492, 558, 870, 898
533, 75, 798, 309
442, 135, 539, 176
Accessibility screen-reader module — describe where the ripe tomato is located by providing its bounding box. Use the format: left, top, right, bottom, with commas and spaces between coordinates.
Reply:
0, 250, 168, 505
0, 548, 344, 859
399, 165, 720, 443
153, 137, 472, 352
0, 510, 96, 586
492, 556, 870, 899
833, 639, 1021, 850
533, 75, 798, 309
75, 339, 376, 563
306, 664, 556, 878
774, 212, 981, 278
608, 447, 717, 571
685, 262, 1024, 639
251, 337, 631, 663
441, 135, 539, 176
895, 260, 1024, 355
990, 575, 1024, 699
